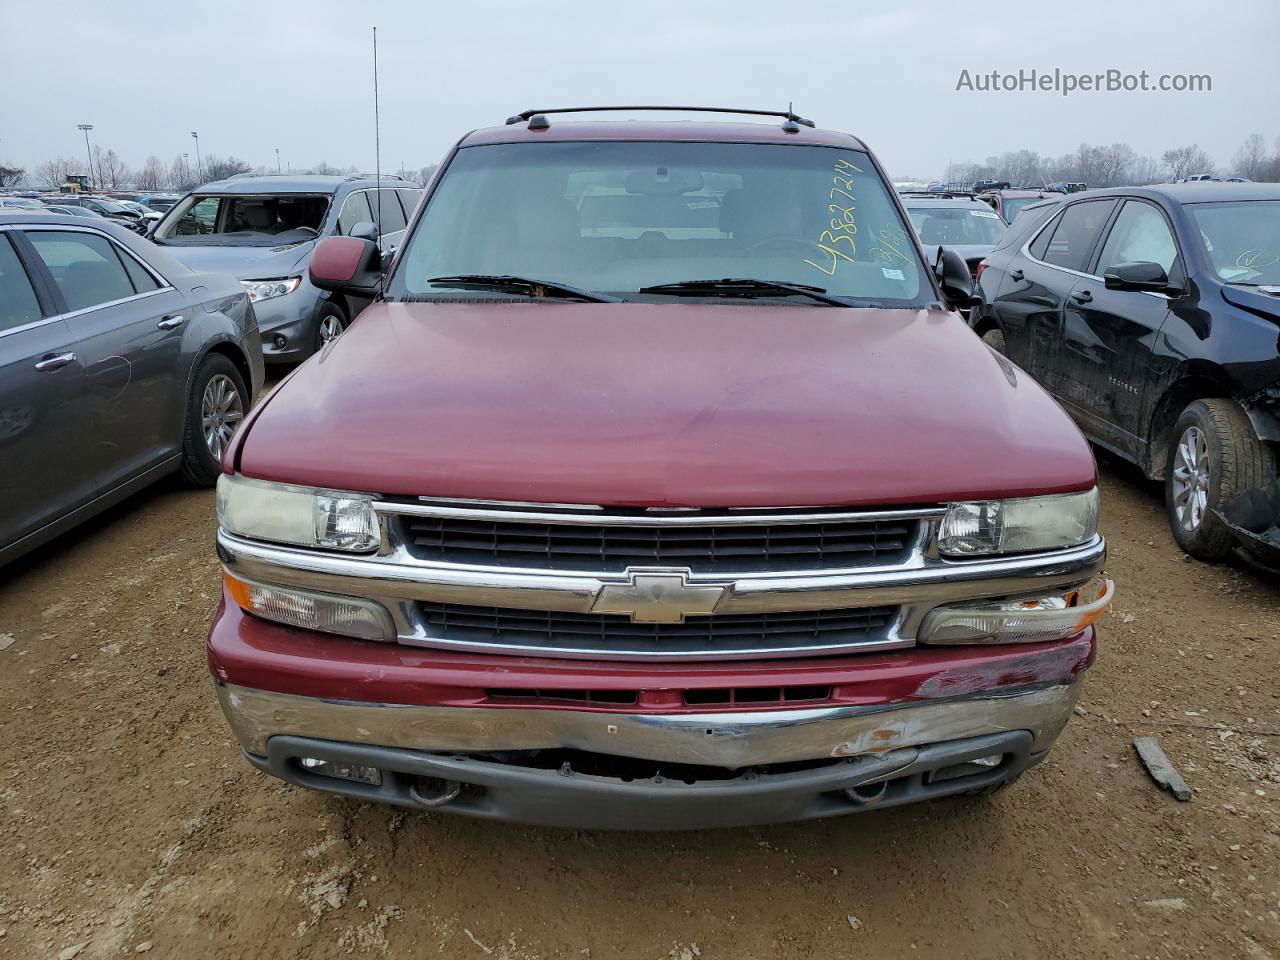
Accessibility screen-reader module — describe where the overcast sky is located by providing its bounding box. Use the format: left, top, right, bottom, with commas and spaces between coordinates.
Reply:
3, 0, 1277, 179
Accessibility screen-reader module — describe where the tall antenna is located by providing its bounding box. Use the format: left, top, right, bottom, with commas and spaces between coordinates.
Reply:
373, 25, 384, 296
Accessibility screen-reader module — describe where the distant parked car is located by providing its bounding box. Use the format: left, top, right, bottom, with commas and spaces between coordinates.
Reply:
149, 174, 422, 363
40, 203, 107, 220
0, 213, 264, 566
50, 195, 146, 232
140, 194, 181, 213
900, 192, 1007, 278
973, 182, 1280, 561
977, 189, 1064, 225
0, 197, 46, 211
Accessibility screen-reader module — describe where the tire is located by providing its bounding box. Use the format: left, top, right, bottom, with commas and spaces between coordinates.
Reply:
981, 327, 1007, 354
1164, 398, 1275, 561
180, 353, 248, 486
314, 301, 347, 353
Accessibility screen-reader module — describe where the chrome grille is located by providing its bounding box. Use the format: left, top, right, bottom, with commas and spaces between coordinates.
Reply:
415, 602, 899, 658
398, 512, 918, 572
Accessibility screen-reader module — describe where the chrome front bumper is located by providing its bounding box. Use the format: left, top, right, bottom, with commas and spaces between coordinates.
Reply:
217, 680, 1080, 764
219, 681, 1080, 827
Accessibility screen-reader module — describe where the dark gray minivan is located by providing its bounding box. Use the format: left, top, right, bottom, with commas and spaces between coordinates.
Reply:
0, 213, 264, 566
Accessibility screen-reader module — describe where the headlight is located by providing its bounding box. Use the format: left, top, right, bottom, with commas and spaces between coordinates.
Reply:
241, 277, 302, 302
216, 474, 380, 552
938, 488, 1099, 557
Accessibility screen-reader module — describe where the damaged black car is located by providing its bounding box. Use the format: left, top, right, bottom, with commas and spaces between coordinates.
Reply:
973, 182, 1279, 564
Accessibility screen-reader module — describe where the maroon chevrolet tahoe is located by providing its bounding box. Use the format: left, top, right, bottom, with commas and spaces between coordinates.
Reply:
208, 107, 1113, 829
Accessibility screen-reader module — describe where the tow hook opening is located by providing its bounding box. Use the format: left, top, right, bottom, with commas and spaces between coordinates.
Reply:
844, 779, 891, 806
408, 776, 464, 807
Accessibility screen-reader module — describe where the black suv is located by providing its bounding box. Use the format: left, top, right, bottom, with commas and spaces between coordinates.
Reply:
974, 183, 1280, 561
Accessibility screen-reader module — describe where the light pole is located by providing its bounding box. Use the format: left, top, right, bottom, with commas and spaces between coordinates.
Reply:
190, 131, 202, 183
77, 123, 95, 188
275, 147, 281, 174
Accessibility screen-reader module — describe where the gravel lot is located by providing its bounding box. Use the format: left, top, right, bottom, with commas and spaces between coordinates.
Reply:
1, 456, 1278, 960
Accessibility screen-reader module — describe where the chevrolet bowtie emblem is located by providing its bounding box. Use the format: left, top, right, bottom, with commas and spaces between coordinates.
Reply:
591, 568, 728, 623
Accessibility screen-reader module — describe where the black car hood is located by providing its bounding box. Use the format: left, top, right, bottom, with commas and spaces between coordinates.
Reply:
1222, 284, 1280, 325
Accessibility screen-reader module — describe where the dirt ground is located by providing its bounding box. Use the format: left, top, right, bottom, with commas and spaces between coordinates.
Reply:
2, 455, 1278, 960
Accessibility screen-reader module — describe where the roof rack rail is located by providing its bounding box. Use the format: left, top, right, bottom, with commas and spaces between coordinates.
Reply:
346, 172, 407, 181
504, 105, 816, 133
898, 189, 977, 199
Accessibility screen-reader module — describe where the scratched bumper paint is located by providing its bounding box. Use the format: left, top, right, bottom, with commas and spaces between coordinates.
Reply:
216, 680, 1080, 767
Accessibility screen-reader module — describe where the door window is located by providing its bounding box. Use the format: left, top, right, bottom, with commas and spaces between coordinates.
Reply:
1027, 213, 1058, 260
337, 191, 373, 235
117, 249, 161, 293
1040, 200, 1118, 273
0, 236, 42, 331
1095, 201, 1178, 275
26, 231, 137, 312
397, 189, 421, 220
372, 190, 405, 232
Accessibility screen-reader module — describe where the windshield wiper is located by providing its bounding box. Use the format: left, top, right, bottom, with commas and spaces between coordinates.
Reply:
426, 274, 619, 303
637, 278, 848, 307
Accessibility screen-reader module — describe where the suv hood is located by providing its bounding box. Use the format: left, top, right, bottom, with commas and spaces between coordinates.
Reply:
236, 302, 1096, 507
159, 239, 314, 280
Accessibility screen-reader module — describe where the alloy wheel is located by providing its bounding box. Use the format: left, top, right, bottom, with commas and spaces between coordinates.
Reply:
319, 314, 344, 343
1170, 425, 1210, 532
201, 373, 244, 460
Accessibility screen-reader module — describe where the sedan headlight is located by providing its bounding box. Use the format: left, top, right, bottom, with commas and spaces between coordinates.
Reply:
241, 276, 302, 302
938, 488, 1099, 557
216, 474, 380, 552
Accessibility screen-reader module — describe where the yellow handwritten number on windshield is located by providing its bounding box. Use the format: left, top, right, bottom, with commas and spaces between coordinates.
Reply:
804, 161, 864, 276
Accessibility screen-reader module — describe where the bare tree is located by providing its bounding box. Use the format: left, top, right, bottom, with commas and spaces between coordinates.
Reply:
1129, 155, 1161, 185
135, 155, 165, 191
0, 164, 24, 188
1161, 144, 1213, 181
1093, 143, 1137, 187
36, 156, 80, 189
1233, 134, 1268, 180
202, 154, 252, 182
417, 163, 439, 186
93, 146, 129, 190
168, 154, 197, 192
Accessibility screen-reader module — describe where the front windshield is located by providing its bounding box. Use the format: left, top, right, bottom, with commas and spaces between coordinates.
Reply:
155, 193, 330, 245
905, 205, 1005, 245
1191, 201, 1280, 285
388, 141, 931, 305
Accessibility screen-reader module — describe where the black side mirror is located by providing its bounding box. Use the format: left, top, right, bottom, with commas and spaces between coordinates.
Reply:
934, 247, 980, 310
1103, 261, 1172, 293
348, 220, 379, 241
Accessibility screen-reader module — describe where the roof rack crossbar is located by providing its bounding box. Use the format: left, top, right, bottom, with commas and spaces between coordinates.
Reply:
504, 105, 816, 127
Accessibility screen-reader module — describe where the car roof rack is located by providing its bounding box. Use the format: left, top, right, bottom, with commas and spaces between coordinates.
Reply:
898, 190, 977, 200
504, 105, 816, 133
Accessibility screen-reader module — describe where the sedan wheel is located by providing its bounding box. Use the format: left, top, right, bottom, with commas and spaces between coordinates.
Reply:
201, 373, 244, 460
1170, 425, 1210, 532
